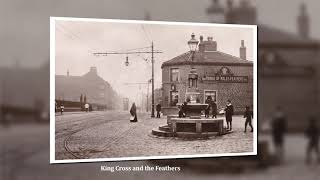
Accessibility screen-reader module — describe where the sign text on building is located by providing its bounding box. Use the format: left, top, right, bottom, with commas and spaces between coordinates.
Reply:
201, 75, 249, 83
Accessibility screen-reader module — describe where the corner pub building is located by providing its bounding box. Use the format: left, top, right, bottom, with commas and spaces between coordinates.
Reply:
161, 34, 253, 115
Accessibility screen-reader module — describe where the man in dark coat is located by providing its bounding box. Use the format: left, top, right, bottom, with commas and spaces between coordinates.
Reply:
271, 106, 287, 161
178, 101, 188, 118
130, 103, 137, 122
224, 100, 234, 131
305, 117, 320, 164
204, 96, 211, 118
244, 106, 253, 133
211, 100, 217, 118
156, 103, 161, 118
60, 104, 64, 115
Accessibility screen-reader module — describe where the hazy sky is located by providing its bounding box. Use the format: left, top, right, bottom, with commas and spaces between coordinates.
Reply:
1, 0, 319, 68
55, 19, 255, 100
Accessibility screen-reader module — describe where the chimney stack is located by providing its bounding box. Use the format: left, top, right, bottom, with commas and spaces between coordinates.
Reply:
297, 3, 310, 39
198, 35, 217, 53
90, 66, 98, 75
240, 40, 246, 60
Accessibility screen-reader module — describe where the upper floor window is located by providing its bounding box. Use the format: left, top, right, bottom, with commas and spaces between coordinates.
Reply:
170, 68, 179, 82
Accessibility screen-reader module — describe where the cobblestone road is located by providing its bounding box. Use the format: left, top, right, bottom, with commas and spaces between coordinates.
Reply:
1, 115, 319, 180
57, 111, 254, 160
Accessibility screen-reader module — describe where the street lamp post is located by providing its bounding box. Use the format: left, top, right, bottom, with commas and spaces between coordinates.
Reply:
187, 33, 199, 61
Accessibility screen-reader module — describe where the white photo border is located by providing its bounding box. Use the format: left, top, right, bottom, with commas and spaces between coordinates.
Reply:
50, 16, 258, 164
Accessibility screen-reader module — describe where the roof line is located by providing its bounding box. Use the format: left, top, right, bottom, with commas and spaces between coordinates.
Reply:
215, 50, 252, 62
161, 61, 253, 68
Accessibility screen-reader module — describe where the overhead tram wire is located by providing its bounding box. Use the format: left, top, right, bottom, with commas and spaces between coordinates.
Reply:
60, 23, 101, 52
141, 24, 152, 44
108, 46, 152, 55
56, 23, 101, 54
56, 25, 97, 54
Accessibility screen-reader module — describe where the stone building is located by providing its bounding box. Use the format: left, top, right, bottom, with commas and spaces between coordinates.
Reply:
207, 0, 320, 131
55, 66, 121, 110
161, 35, 253, 114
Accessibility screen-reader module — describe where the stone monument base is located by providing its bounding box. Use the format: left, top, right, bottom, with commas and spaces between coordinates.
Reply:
152, 117, 233, 139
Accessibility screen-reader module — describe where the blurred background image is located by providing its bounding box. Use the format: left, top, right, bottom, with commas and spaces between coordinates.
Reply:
1, 0, 320, 180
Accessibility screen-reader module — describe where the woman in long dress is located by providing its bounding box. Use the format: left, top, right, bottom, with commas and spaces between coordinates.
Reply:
130, 103, 138, 122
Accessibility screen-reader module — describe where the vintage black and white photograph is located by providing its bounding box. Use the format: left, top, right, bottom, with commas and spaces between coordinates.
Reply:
50, 17, 257, 163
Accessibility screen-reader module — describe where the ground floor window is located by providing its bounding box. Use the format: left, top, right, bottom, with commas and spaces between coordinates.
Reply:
170, 91, 179, 106
204, 90, 217, 102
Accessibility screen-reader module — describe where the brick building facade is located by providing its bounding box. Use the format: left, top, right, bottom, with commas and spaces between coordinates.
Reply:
161, 35, 253, 114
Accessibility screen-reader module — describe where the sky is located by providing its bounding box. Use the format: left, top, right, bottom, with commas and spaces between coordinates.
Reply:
55, 19, 255, 100
1, 0, 319, 103
1, 0, 319, 69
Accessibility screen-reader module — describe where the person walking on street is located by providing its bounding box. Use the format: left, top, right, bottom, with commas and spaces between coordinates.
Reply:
305, 117, 320, 164
156, 103, 162, 118
244, 106, 253, 133
211, 100, 217, 118
85, 103, 89, 112
130, 103, 138, 122
60, 104, 64, 115
271, 106, 287, 162
224, 99, 234, 131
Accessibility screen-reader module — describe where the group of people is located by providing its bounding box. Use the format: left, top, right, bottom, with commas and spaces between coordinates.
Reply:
55, 103, 91, 115
271, 106, 320, 164
204, 97, 253, 132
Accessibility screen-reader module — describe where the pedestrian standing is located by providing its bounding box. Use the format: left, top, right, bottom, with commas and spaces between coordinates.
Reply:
130, 103, 138, 122
211, 100, 217, 118
204, 96, 211, 118
305, 117, 320, 164
271, 106, 287, 162
85, 103, 89, 112
156, 103, 162, 118
224, 99, 234, 131
244, 106, 253, 133
60, 104, 64, 115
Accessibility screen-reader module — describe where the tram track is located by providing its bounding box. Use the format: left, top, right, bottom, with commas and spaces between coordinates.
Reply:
62, 113, 143, 159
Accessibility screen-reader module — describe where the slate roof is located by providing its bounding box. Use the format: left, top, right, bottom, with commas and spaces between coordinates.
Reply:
162, 50, 253, 68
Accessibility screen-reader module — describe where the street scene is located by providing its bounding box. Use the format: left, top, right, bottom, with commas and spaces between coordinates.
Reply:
1, 0, 320, 180
55, 111, 253, 160
52, 19, 256, 161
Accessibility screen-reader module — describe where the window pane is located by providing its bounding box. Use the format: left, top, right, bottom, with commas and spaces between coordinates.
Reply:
170, 68, 179, 82
205, 91, 217, 102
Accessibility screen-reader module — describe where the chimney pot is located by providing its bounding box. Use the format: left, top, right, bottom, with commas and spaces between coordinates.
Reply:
90, 66, 98, 75
240, 40, 246, 60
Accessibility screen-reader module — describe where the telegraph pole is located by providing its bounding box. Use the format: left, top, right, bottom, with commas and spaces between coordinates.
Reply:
93, 43, 161, 118
151, 41, 155, 117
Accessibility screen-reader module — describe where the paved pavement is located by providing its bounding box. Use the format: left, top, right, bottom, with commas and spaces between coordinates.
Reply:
55, 111, 253, 160
1, 111, 319, 180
